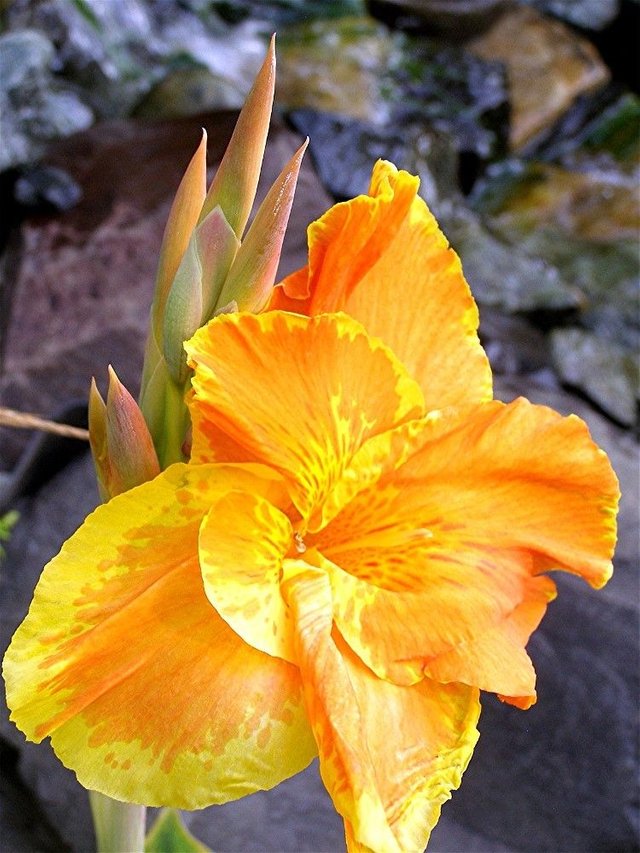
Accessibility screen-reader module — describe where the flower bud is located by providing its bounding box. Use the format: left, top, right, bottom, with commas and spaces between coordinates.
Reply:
90, 368, 161, 499
151, 130, 208, 347
162, 206, 239, 384
200, 34, 276, 238
217, 139, 308, 312
88, 377, 109, 502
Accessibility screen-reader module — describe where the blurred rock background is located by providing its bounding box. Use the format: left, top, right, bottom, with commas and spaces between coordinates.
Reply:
0, 1, 638, 851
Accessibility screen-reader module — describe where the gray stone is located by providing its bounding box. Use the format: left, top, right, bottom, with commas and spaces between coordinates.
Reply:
4, 0, 267, 121
523, 0, 620, 31
445, 204, 582, 313
550, 327, 639, 427
133, 65, 248, 119
0, 29, 93, 171
282, 23, 510, 164
468, 5, 610, 150
13, 165, 82, 212
368, 0, 512, 37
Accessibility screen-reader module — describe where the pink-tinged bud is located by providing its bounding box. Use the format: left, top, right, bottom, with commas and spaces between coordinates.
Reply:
151, 130, 208, 344
91, 367, 161, 499
217, 138, 308, 312
162, 206, 239, 383
200, 34, 276, 238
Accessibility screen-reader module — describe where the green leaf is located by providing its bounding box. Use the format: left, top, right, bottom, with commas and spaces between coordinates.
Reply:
145, 809, 211, 853
70, 0, 101, 30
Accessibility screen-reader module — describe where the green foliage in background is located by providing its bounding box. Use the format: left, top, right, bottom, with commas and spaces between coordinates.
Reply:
0, 510, 19, 560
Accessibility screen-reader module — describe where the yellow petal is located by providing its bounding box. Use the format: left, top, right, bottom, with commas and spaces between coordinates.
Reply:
282, 565, 480, 853
199, 488, 297, 664
186, 311, 424, 523
3, 464, 316, 808
270, 160, 492, 408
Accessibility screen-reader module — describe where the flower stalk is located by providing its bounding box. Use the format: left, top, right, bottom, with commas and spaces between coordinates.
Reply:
89, 791, 146, 853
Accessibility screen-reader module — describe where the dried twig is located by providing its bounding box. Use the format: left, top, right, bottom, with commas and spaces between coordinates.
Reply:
0, 407, 89, 441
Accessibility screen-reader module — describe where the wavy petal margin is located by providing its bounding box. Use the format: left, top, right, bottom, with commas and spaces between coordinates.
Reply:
270, 160, 492, 409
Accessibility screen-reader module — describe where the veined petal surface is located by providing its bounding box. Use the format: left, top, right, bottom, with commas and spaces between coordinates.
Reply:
186, 311, 424, 523
270, 160, 492, 409
390, 397, 619, 587
281, 565, 480, 853
313, 397, 617, 703
3, 464, 316, 808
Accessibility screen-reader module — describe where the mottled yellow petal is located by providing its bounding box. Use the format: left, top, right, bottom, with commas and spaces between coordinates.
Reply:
281, 564, 480, 853
186, 311, 424, 523
3, 464, 316, 808
199, 488, 297, 663
270, 160, 492, 408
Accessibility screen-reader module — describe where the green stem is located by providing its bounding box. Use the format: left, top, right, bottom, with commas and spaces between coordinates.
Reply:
89, 791, 146, 853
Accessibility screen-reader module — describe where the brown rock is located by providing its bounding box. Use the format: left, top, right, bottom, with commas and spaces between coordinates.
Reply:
488, 162, 639, 243
469, 5, 610, 149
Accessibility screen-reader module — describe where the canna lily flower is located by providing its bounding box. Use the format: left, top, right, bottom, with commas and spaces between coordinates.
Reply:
3, 163, 618, 852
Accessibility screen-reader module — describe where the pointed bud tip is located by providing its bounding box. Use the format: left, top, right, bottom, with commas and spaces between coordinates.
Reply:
266, 33, 276, 71
106, 365, 136, 407
89, 376, 104, 404
293, 137, 309, 164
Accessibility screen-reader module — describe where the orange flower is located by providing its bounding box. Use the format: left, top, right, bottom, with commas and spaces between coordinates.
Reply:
3, 162, 618, 852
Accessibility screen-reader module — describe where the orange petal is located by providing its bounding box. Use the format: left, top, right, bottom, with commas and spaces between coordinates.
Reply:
3, 464, 316, 808
185, 311, 424, 523
318, 542, 537, 688
270, 160, 492, 409
313, 397, 617, 699
274, 160, 418, 308
281, 565, 480, 853
390, 397, 619, 588
423, 574, 557, 710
